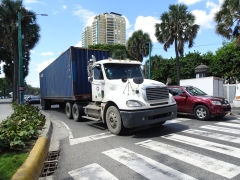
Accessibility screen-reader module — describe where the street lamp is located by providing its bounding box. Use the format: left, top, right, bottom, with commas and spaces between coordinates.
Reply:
18, 12, 47, 105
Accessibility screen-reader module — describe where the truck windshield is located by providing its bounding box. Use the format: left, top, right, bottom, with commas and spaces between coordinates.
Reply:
185, 86, 208, 96
104, 63, 144, 80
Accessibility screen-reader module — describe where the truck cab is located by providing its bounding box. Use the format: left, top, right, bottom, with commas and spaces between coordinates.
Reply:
81, 56, 177, 134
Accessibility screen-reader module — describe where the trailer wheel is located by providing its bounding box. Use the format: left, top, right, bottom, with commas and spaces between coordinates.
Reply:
106, 106, 124, 135
194, 105, 210, 120
65, 102, 73, 119
72, 104, 84, 122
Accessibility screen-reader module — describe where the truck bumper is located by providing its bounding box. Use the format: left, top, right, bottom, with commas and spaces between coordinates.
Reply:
120, 104, 177, 128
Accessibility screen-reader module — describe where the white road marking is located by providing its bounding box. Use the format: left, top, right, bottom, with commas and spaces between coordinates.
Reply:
183, 129, 240, 144
227, 120, 240, 124
201, 125, 240, 135
136, 140, 240, 179
68, 163, 118, 180
102, 147, 197, 180
62, 121, 73, 138
164, 118, 191, 125
215, 122, 240, 129
162, 134, 240, 159
70, 132, 115, 145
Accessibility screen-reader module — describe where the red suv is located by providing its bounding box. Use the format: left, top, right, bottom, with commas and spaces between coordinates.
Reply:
168, 85, 231, 120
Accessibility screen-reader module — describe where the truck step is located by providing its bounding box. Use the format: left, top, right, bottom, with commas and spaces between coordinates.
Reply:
82, 116, 101, 121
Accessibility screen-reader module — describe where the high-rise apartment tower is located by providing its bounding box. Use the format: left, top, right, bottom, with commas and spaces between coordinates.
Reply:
81, 12, 126, 47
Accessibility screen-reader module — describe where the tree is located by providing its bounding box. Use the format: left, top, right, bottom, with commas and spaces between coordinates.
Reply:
214, 0, 240, 45
210, 41, 240, 83
126, 30, 152, 62
0, 0, 40, 102
155, 4, 200, 85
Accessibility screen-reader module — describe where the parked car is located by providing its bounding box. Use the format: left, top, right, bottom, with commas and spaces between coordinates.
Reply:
25, 96, 40, 104
168, 85, 231, 120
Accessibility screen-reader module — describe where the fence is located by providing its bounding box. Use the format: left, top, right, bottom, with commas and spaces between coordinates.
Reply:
223, 84, 236, 103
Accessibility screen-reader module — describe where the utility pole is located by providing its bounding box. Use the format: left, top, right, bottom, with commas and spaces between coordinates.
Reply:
18, 12, 24, 105
148, 42, 151, 79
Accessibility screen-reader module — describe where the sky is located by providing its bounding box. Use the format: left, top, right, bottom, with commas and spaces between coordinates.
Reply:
0, 0, 227, 87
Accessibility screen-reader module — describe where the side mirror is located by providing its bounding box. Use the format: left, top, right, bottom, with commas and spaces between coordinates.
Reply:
121, 76, 128, 83
133, 77, 144, 84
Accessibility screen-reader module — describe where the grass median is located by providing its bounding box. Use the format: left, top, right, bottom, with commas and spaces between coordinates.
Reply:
0, 102, 45, 179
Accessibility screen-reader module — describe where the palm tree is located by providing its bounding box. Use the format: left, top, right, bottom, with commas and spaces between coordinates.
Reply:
126, 30, 152, 62
214, 0, 240, 45
155, 4, 199, 85
0, 0, 40, 102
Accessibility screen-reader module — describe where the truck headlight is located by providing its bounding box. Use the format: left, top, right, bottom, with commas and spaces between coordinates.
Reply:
210, 100, 221, 105
126, 100, 145, 107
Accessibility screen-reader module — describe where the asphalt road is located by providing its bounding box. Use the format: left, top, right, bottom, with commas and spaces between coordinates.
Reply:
40, 105, 240, 180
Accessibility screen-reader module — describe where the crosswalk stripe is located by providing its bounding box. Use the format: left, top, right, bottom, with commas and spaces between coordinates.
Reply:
162, 134, 240, 159
215, 122, 240, 129
201, 125, 240, 135
227, 120, 240, 124
102, 147, 197, 180
183, 129, 240, 144
68, 163, 118, 180
70, 133, 115, 145
136, 140, 240, 179
165, 118, 190, 125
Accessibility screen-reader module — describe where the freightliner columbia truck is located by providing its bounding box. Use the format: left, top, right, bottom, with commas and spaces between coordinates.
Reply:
39, 46, 177, 134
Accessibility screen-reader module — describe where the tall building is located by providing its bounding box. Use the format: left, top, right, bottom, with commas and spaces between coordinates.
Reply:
81, 26, 92, 48
82, 12, 126, 47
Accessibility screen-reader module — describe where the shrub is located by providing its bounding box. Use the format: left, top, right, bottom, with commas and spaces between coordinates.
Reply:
0, 103, 45, 152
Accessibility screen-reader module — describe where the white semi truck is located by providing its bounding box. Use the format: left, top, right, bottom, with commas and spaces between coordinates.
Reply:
40, 47, 177, 135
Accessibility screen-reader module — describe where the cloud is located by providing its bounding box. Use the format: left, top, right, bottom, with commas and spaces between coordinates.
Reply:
40, 52, 54, 56
24, 0, 42, 4
63, 5, 67, 9
52, 9, 59, 15
191, 0, 223, 29
36, 58, 55, 72
75, 41, 82, 47
30, 50, 35, 53
178, 0, 202, 5
73, 5, 96, 26
133, 16, 161, 42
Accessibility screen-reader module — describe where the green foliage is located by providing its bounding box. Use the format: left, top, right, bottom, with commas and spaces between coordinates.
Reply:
126, 30, 152, 62
0, 152, 29, 180
0, 103, 45, 152
210, 41, 240, 83
155, 3, 200, 85
214, 0, 240, 45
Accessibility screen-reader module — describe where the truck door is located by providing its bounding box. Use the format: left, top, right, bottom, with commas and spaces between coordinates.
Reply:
92, 64, 104, 102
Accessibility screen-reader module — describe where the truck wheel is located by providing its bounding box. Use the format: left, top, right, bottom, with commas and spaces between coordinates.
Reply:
194, 105, 210, 120
72, 104, 84, 122
65, 102, 73, 119
106, 106, 124, 135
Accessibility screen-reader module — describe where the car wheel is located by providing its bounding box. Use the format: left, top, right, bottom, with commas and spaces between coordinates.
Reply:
65, 102, 73, 119
106, 106, 124, 135
194, 105, 210, 120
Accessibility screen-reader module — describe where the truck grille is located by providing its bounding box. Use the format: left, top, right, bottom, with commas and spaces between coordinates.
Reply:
146, 87, 169, 100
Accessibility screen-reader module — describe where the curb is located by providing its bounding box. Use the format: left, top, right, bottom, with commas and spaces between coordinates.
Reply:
11, 114, 52, 180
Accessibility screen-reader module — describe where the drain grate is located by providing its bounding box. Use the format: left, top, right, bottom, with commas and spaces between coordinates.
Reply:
40, 150, 60, 177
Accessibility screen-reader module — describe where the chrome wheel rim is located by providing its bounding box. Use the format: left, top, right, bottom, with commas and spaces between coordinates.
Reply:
196, 108, 206, 119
